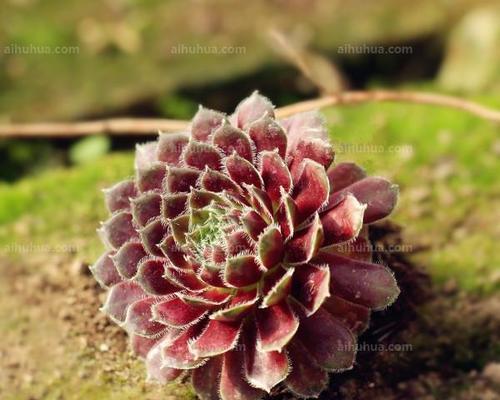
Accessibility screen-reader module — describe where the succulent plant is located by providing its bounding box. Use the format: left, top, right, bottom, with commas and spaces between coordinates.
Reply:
91, 92, 400, 400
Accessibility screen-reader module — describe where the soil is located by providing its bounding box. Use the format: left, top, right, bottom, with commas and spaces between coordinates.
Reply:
1, 222, 499, 400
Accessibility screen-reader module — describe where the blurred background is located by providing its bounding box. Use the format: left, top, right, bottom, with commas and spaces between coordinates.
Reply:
2, 0, 500, 181
1, 1, 499, 399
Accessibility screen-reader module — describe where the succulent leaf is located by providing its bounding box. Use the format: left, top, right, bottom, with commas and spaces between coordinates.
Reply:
220, 351, 265, 400
90, 251, 123, 288
124, 297, 167, 337
225, 255, 263, 287
101, 281, 145, 323
256, 301, 299, 352
292, 263, 330, 316
257, 225, 284, 269
327, 177, 399, 224
244, 329, 290, 392
327, 161, 367, 193
321, 193, 366, 245
292, 159, 330, 223
189, 319, 243, 358
280, 111, 327, 155
225, 153, 263, 189
153, 296, 207, 328
99, 211, 138, 249
284, 213, 324, 264
322, 295, 371, 334
137, 163, 166, 192
297, 307, 356, 372
191, 107, 225, 142
285, 340, 329, 398
248, 114, 287, 158
136, 258, 179, 295
135, 142, 157, 170
259, 150, 292, 203
156, 132, 189, 164
317, 252, 400, 310
260, 266, 294, 308
191, 356, 223, 400
140, 218, 168, 256
146, 342, 183, 383
132, 192, 162, 226
213, 120, 253, 161
165, 167, 200, 193
161, 324, 206, 370
130, 333, 159, 359
289, 138, 334, 182
231, 91, 275, 129
103, 179, 137, 213
112, 242, 147, 279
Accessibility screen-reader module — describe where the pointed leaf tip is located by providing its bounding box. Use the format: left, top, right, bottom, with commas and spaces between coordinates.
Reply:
100, 211, 138, 250
321, 193, 366, 245
192, 356, 223, 400
146, 342, 183, 384
328, 177, 399, 224
220, 351, 265, 400
292, 159, 330, 223
189, 319, 242, 358
292, 263, 330, 316
316, 252, 400, 310
102, 281, 145, 323
298, 307, 356, 372
244, 329, 290, 392
284, 213, 324, 264
191, 107, 225, 142
232, 91, 275, 129
104, 179, 137, 213
257, 225, 284, 269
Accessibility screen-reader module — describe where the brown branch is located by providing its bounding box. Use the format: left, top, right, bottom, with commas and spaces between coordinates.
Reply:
0, 90, 499, 138
0, 118, 189, 138
275, 90, 500, 122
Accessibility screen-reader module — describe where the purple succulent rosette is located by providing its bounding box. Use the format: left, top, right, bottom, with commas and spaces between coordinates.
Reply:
91, 92, 400, 400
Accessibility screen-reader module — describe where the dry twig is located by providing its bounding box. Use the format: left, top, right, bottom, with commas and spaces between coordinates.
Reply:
0, 90, 499, 138
0, 118, 189, 138
274, 90, 500, 121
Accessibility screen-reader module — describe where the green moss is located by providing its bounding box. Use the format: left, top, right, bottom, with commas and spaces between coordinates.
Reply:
0, 152, 134, 261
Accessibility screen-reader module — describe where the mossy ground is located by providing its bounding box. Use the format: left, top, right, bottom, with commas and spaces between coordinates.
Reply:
0, 98, 499, 399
